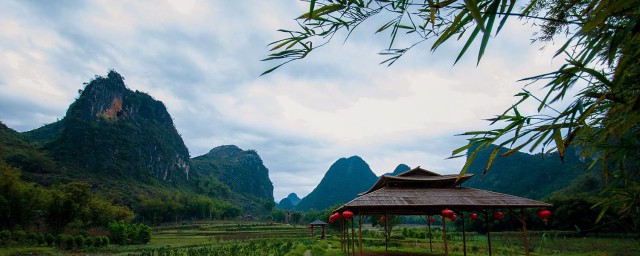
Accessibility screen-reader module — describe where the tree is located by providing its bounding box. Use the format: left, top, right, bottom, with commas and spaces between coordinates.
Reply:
265, 0, 640, 219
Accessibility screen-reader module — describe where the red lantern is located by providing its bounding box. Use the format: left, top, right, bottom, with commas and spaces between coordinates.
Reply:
469, 213, 478, 221
428, 217, 435, 223
308, 225, 312, 229
493, 211, 504, 220
450, 214, 457, 221
380, 216, 386, 222
537, 209, 552, 223
441, 208, 455, 218
342, 211, 354, 219
328, 215, 335, 223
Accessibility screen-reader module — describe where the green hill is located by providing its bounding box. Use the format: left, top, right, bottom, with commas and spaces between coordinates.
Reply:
44, 71, 190, 183
277, 193, 301, 210
190, 145, 275, 213
381, 163, 411, 176
295, 156, 378, 211
1, 71, 275, 225
464, 144, 589, 200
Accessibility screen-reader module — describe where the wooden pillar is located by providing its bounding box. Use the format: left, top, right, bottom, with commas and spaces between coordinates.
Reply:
427, 215, 432, 253
461, 211, 467, 256
521, 208, 530, 256
346, 218, 350, 255
486, 212, 493, 256
358, 213, 363, 256
341, 219, 345, 252
384, 212, 389, 254
322, 225, 326, 239
351, 218, 356, 256
442, 215, 449, 256
311, 226, 314, 238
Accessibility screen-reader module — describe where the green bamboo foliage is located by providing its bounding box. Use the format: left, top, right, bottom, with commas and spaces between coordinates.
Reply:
266, 0, 640, 218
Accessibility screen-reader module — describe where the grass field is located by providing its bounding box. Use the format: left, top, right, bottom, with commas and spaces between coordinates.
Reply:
1, 221, 639, 255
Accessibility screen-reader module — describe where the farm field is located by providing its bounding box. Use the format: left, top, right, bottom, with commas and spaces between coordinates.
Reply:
1, 221, 639, 255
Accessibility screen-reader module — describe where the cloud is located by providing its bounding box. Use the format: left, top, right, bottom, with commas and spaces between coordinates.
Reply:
0, 1, 566, 200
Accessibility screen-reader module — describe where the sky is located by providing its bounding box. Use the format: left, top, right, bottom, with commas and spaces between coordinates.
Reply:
0, 1, 564, 201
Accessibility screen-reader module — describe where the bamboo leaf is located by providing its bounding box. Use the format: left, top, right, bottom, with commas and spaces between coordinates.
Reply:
455, 27, 481, 64
309, 0, 316, 20
496, 0, 516, 34
478, 0, 500, 64
452, 143, 474, 156
298, 4, 345, 20
552, 128, 565, 161
463, 0, 485, 31
484, 146, 501, 172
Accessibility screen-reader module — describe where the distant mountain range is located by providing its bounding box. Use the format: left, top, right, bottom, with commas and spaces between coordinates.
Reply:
2, 71, 274, 218
464, 144, 588, 200
294, 156, 379, 211
288, 144, 588, 211
276, 193, 301, 210
382, 163, 411, 177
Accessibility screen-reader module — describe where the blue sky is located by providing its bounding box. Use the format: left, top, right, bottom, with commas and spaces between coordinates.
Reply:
0, 1, 564, 201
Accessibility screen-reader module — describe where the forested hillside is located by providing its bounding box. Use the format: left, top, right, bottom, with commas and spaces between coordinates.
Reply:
0, 71, 276, 234
295, 156, 378, 211
465, 144, 589, 199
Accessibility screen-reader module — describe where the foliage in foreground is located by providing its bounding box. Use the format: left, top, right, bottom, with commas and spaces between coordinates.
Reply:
265, 0, 640, 222
125, 240, 299, 256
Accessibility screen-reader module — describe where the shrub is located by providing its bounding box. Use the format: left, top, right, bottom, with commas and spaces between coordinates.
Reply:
108, 221, 151, 245
26, 233, 37, 245
36, 233, 46, 245
12, 230, 26, 244
74, 235, 84, 249
54, 234, 63, 247
84, 237, 93, 248
45, 233, 54, 246
63, 235, 74, 250
131, 224, 151, 244
0, 230, 11, 246
101, 236, 109, 247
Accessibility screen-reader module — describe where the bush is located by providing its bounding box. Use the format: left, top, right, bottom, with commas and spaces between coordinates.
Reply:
12, 230, 26, 244
101, 236, 109, 247
26, 233, 37, 245
0, 230, 11, 246
74, 235, 85, 248
36, 233, 46, 245
108, 221, 151, 245
84, 236, 93, 247
63, 235, 74, 250
131, 224, 151, 244
54, 234, 63, 247
45, 233, 54, 246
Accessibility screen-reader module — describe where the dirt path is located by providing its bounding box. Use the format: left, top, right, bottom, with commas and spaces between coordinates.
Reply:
303, 249, 311, 256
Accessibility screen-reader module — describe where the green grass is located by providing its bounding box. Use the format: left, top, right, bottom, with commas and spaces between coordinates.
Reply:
2, 222, 638, 255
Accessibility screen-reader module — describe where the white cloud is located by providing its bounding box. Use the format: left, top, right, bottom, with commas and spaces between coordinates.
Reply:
0, 1, 568, 200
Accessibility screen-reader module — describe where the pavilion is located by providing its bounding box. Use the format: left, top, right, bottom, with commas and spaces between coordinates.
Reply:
308, 219, 327, 239
334, 166, 552, 256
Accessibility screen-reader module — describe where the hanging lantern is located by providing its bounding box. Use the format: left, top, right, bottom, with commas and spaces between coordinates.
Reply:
537, 209, 552, 223
333, 213, 343, 220
469, 213, 478, 221
428, 217, 435, 223
342, 211, 354, 219
380, 216, 386, 223
450, 214, 457, 221
308, 225, 312, 229
329, 215, 335, 223
493, 211, 504, 220
441, 208, 455, 218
